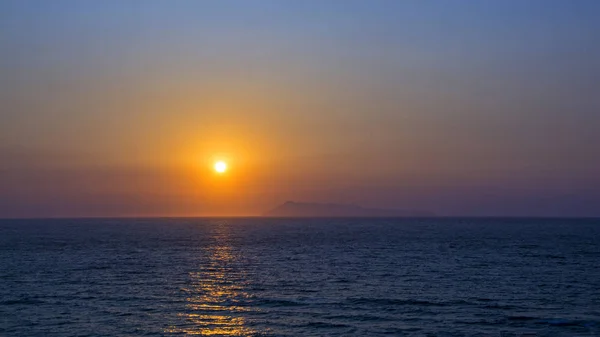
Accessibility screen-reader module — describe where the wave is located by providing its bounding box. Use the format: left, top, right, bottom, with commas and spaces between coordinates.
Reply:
253, 298, 304, 307
345, 297, 468, 307
1, 298, 46, 305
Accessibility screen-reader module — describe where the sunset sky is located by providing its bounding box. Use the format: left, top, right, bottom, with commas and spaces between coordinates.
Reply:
1, 0, 600, 217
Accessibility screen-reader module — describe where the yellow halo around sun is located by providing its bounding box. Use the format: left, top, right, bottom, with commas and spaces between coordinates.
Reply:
214, 161, 227, 173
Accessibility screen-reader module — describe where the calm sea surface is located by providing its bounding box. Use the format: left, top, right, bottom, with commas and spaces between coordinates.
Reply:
1, 218, 599, 336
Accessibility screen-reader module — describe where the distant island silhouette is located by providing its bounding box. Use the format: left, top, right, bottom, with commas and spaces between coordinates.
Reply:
263, 201, 434, 217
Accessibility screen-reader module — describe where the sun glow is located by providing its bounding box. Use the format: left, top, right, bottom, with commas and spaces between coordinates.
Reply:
214, 161, 227, 173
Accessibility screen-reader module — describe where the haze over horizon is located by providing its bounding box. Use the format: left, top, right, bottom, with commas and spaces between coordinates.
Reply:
2, 0, 600, 218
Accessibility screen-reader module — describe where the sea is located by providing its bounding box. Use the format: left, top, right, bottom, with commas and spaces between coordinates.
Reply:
1, 218, 599, 336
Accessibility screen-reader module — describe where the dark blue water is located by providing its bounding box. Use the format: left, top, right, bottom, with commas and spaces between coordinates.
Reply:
1, 218, 599, 336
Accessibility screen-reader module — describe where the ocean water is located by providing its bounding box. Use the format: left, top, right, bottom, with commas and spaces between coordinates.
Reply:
1, 218, 599, 336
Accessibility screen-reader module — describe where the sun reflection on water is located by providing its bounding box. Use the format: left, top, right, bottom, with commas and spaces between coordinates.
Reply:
165, 223, 259, 336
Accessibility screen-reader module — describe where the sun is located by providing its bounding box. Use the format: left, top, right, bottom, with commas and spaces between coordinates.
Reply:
214, 161, 227, 173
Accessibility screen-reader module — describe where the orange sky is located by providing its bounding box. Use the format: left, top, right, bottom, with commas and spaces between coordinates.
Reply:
1, 1, 600, 217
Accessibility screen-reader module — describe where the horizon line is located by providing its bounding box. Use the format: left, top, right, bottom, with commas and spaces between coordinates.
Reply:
1, 215, 599, 220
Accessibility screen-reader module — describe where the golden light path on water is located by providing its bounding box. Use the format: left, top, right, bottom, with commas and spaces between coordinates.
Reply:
165, 222, 259, 336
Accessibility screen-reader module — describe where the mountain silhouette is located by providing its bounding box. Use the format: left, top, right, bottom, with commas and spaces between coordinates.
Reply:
263, 201, 434, 217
